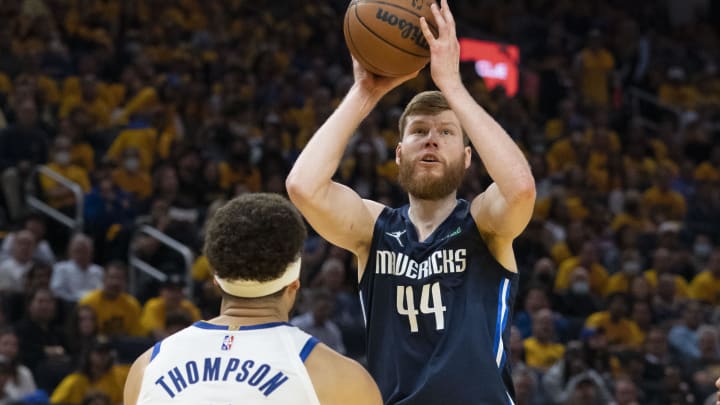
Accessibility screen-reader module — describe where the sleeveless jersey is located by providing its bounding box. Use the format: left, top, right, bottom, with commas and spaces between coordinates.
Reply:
359, 200, 519, 404
137, 321, 321, 405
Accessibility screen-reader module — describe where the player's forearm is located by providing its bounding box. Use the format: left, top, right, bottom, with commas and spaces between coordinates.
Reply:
287, 85, 379, 198
442, 82, 535, 201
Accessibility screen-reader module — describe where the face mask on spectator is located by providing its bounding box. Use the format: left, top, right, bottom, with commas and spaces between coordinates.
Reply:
622, 261, 641, 276
55, 151, 70, 165
571, 280, 590, 295
693, 242, 711, 259
124, 157, 140, 172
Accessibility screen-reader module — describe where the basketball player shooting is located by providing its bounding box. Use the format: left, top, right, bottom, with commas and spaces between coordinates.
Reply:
287, 0, 535, 403
123, 194, 382, 405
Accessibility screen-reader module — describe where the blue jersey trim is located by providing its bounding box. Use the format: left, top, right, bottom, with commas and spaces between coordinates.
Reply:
498, 281, 512, 369
193, 321, 291, 330
493, 278, 511, 367
299, 337, 320, 362
150, 341, 162, 362
193, 321, 229, 330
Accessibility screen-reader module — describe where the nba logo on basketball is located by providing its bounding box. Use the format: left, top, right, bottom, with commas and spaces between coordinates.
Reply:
221, 335, 234, 351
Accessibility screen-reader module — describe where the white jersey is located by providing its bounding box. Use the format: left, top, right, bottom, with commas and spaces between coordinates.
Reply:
137, 321, 321, 405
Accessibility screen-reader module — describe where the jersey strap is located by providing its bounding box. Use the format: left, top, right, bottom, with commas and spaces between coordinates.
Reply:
299, 337, 320, 362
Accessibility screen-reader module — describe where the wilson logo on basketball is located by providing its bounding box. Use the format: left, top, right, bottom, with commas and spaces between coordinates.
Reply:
375, 8, 429, 50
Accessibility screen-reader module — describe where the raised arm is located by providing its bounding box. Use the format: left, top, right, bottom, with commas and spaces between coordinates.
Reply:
286, 60, 417, 273
420, 1, 535, 249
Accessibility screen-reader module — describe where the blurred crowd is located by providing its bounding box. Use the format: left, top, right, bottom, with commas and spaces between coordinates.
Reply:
0, 0, 718, 404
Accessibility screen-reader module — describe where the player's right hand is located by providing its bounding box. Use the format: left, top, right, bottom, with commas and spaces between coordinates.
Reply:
351, 56, 418, 101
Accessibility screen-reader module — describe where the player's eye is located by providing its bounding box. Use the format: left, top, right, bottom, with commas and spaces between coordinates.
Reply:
441, 129, 452, 136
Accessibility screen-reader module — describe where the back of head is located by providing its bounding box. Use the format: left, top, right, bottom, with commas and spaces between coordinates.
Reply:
204, 193, 307, 298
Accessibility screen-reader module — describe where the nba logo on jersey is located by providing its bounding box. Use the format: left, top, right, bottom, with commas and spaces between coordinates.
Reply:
221, 335, 234, 351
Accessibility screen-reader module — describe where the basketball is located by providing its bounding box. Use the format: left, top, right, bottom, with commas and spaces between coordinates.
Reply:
344, 0, 438, 77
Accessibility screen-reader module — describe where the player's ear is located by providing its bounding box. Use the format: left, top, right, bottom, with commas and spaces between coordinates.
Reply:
287, 279, 301, 293
464, 146, 471, 169
396, 143, 403, 165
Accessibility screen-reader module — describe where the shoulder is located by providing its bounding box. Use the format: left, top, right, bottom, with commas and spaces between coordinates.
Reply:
305, 343, 382, 405
78, 290, 100, 304
52, 260, 72, 271
124, 348, 153, 405
124, 293, 142, 309
144, 297, 163, 308
692, 271, 711, 283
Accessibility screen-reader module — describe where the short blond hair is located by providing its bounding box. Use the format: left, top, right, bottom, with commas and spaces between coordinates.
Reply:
398, 91, 468, 144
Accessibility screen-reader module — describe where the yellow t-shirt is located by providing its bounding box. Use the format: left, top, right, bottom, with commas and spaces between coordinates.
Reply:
550, 242, 572, 265
546, 138, 578, 174
40, 163, 91, 208
610, 213, 649, 233
71, 142, 95, 172
59, 95, 111, 129
105, 126, 158, 173
0, 72, 11, 95
605, 273, 632, 296
523, 337, 565, 370
643, 270, 689, 298
140, 297, 202, 333
111, 169, 152, 200
192, 255, 212, 282
79, 290, 144, 337
641, 186, 687, 221
554, 257, 609, 296
113, 87, 159, 126
50, 366, 125, 404
658, 83, 699, 110
585, 311, 644, 348
689, 271, 720, 305
579, 48, 615, 106
218, 162, 262, 192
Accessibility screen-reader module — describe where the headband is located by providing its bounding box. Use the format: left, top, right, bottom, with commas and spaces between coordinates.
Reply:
214, 257, 301, 298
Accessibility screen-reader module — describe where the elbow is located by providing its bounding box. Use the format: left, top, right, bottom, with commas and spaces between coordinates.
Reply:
509, 173, 536, 204
285, 171, 317, 205
285, 173, 305, 202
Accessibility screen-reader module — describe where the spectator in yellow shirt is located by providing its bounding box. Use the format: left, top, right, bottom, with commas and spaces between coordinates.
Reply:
575, 30, 615, 107
555, 241, 609, 296
59, 74, 110, 129
585, 293, 644, 349
140, 275, 201, 340
658, 67, 699, 111
50, 337, 125, 405
105, 117, 158, 173
111, 147, 152, 201
64, 107, 96, 172
218, 137, 261, 192
689, 248, 720, 305
641, 165, 687, 223
40, 136, 91, 209
605, 249, 644, 296
78, 262, 144, 337
643, 247, 689, 298
523, 309, 565, 371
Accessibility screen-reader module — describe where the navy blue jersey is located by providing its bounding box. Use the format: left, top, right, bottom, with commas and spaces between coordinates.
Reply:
359, 199, 518, 405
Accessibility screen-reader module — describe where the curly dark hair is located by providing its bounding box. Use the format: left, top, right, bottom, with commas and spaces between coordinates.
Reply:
203, 193, 306, 283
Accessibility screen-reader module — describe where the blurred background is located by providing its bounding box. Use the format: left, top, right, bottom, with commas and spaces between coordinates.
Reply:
0, 0, 718, 404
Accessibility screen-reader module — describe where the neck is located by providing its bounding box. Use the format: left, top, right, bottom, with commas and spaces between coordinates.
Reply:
209, 301, 288, 327
408, 194, 457, 241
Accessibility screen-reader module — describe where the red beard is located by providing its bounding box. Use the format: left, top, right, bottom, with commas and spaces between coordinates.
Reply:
397, 154, 466, 200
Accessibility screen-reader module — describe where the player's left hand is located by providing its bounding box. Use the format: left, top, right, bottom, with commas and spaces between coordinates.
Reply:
419, 0, 461, 91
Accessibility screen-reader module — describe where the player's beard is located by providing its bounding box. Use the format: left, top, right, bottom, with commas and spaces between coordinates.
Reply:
398, 154, 466, 200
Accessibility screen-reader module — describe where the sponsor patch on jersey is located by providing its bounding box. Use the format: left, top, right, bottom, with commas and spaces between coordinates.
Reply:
221, 335, 234, 351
